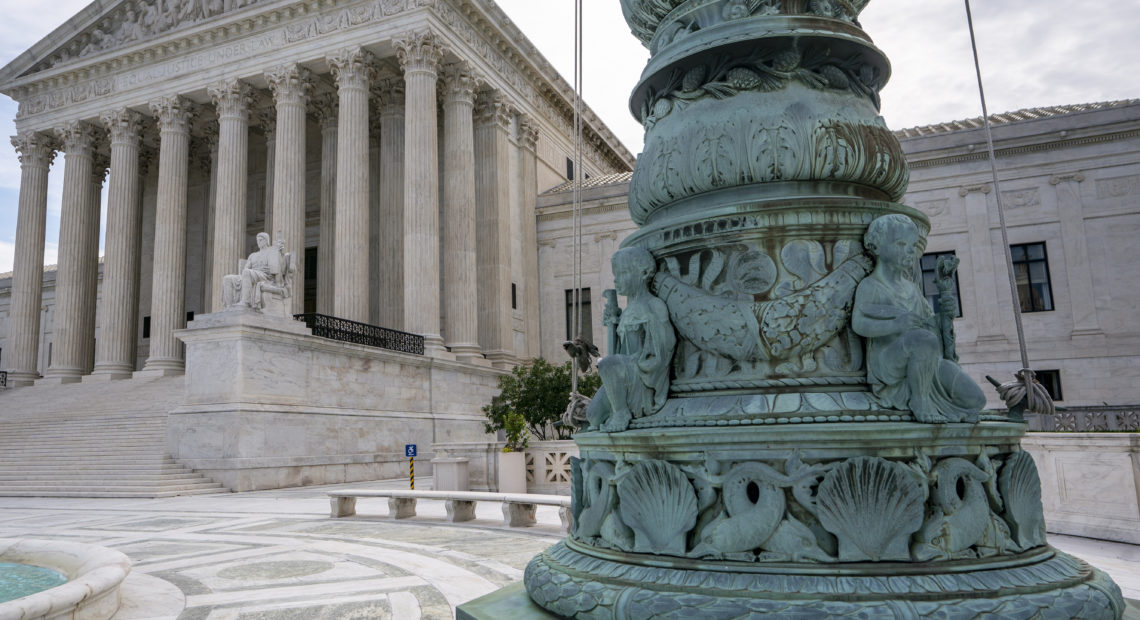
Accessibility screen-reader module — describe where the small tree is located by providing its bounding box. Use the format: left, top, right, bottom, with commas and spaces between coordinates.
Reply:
483, 358, 602, 441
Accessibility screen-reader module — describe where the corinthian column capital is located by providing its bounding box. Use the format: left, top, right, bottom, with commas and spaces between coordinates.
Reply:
441, 62, 480, 106
518, 115, 539, 152
327, 48, 376, 92
375, 76, 406, 115
100, 108, 146, 146
91, 152, 111, 184
312, 92, 339, 129
265, 64, 313, 107
11, 132, 58, 168
148, 96, 197, 134
394, 31, 445, 76
54, 121, 103, 156
474, 91, 513, 131
208, 79, 254, 120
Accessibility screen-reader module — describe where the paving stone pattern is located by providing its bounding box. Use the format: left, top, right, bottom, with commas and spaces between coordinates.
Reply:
0, 480, 563, 619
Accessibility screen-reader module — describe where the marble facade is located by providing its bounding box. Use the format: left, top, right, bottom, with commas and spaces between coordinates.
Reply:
0, 0, 634, 385
536, 100, 1140, 411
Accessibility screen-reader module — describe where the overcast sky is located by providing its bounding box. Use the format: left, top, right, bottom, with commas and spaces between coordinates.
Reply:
1, 0, 1138, 272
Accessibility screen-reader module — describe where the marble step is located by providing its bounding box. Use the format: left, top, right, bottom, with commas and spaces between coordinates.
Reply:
0, 480, 224, 490
0, 489, 226, 498
0, 473, 207, 481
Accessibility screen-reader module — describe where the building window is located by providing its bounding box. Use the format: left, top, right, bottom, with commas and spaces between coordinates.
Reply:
565, 288, 592, 343
511, 283, 517, 310
1036, 369, 1062, 402
566, 157, 575, 181
1010, 243, 1054, 312
143, 316, 150, 339
920, 251, 962, 317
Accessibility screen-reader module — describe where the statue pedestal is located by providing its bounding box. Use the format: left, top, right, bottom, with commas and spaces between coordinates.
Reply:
167, 307, 502, 491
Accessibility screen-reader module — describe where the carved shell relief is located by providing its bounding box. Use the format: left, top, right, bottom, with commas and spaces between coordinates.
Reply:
570, 450, 1048, 564
652, 239, 870, 384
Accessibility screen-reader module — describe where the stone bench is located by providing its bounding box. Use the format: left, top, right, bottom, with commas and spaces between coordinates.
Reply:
328, 489, 572, 531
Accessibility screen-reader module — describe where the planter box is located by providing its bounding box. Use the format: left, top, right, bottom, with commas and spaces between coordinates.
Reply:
432, 440, 579, 495
1022, 432, 1140, 544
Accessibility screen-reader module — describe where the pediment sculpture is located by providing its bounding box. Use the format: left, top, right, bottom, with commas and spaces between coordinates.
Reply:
221, 232, 295, 318
35, 0, 264, 72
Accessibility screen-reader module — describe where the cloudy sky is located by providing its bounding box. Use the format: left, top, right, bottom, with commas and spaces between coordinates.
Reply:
0, 0, 1137, 272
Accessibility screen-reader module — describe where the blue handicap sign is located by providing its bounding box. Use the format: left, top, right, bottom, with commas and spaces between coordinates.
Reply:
405, 444, 417, 458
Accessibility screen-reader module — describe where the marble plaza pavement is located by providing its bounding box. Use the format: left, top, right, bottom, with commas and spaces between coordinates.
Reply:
0, 477, 1137, 619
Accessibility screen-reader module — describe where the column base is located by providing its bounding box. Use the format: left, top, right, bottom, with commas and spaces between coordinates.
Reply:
3, 371, 40, 387
424, 335, 454, 360
84, 369, 135, 383
134, 366, 185, 379
449, 344, 489, 366
485, 350, 517, 370
37, 369, 84, 385
86, 363, 137, 382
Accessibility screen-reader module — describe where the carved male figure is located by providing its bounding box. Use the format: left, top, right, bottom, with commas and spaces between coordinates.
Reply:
222, 232, 289, 311
852, 214, 984, 423
587, 247, 676, 432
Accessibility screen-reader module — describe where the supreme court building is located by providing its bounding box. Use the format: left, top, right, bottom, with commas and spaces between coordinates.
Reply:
0, 0, 633, 387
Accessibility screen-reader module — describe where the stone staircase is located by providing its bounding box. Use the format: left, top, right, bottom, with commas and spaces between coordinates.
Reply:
0, 375, 226, 497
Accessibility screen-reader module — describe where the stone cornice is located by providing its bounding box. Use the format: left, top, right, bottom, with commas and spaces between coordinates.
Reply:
1, 0, 633, 172
907, 129, 1140, 171
429, 0, 634, 172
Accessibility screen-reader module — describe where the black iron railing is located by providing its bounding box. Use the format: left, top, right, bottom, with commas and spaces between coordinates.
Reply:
0, 371, 6, 388
294, 313, 425, 355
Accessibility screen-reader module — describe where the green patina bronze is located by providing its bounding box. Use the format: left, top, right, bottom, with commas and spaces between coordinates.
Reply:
465, 1, 1127, 618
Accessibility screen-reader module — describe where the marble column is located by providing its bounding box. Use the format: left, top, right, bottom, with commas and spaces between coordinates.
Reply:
517, 115, 542, 359
1050, 173, 1101, 337
81, 154, 108, 375
314, 93, 338, 316
207, 79, 253, 312
41, 122, 101, 384
266, 64, 312, 315
376, 76, 405, 331
257, 108, 276, 235
202, 122, 220, 312
396, 32, 446, 353
368, 110, 382, 326
4, 133, 57, 386
90, 109, 145, 379
328, 47, 374, 323
473, 91, 515, 368
440, 63, 481, 362
141, 96, 195, 375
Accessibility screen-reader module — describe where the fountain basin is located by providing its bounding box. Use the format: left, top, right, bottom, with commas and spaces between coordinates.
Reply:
0, 539, 130, 620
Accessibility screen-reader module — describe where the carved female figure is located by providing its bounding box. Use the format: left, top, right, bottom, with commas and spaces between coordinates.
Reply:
587, 247, 676, 432
852, 215, 984, 423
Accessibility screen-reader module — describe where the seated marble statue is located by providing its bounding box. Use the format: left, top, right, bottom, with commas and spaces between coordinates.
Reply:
587, 247, 676, 432
221, 232, 295, 317
852, 214, 984, 423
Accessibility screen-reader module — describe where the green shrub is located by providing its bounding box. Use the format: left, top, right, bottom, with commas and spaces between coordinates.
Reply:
482, 358, 602, 441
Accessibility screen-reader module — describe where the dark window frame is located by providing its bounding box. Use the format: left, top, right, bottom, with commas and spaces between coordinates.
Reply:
1010, 242, 1054, 312
1036, 369, 1063, 402
920, 251, 963, 318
